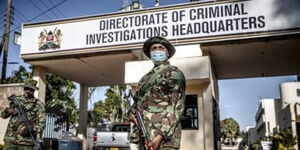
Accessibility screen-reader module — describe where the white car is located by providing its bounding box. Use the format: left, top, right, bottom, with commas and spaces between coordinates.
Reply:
260, 141, 272, 150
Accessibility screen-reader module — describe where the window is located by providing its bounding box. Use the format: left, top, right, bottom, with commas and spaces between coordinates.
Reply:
297, 89, 300, 97
111, 124, 130, 132
181, 95, 198, 129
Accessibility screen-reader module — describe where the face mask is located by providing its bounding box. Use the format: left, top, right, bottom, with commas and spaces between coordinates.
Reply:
150, 50, 167, 65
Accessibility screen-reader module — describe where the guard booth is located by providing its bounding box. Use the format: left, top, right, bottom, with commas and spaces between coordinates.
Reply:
19, 0, 300, 149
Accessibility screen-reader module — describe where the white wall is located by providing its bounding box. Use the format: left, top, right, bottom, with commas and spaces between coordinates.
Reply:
262, 99, 278, 136
181, 84, 205, 150
280, 82, 300, 150
281, 82, 300, 108
256, 99, 280, 138
246, 126, 258, 145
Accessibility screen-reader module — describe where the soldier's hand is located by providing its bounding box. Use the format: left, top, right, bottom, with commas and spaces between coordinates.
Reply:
4, 107, 17, 116
129, 113, 138, 125
147, 135, 163, 150
144, 141, 154, 150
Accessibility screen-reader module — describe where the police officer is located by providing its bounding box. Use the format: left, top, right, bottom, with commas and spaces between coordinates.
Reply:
130, 36, 186, 150
1, 79, 45, 150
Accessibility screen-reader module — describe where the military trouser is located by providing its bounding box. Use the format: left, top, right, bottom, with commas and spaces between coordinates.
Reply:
3, 142, 33, 150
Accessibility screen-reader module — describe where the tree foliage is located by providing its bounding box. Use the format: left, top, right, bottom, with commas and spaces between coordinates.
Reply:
220, 118, 240, 138
239, 130, 246, 138
45, 73, 78, 130
89, 100, 108, 127
220, 118, 240, 145
271, 128, 297, 150
6, 66, 32, 83
89, 85, 130, 127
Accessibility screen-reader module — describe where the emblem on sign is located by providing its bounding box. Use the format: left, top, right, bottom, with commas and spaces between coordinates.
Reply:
38, 28, 62, 50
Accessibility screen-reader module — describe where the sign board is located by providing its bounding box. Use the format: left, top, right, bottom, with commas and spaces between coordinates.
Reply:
13, 32, 21, 45
21, 0, 300, 56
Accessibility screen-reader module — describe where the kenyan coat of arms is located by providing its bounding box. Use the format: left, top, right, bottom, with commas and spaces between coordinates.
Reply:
38, 28, 62, 50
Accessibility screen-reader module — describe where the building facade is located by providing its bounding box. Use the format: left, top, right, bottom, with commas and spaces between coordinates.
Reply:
255, 99, 281, 139
278, 82, 300, 149
249, 82, 300, 149
246, 126, 258, 146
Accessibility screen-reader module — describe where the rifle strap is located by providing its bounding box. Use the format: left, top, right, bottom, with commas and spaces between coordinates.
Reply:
139, 64, 169, 97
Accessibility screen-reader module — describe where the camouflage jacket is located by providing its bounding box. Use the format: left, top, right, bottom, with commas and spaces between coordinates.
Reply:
1, 95, 45, 146
131, 61, 186, 149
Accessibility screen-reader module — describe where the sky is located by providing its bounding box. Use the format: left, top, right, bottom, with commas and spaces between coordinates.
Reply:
219, 76, 297, 130
0, 0, 298, 130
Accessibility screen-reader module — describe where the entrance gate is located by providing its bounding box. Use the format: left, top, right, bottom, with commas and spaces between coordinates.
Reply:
19, 0, 300, 149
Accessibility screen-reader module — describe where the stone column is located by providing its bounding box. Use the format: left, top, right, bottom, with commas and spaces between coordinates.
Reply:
202, 82, 214, 150
33, 66, 47, 103
78, 84, 88, 150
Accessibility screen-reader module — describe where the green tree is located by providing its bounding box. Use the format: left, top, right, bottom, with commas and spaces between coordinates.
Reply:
89, 85, 130, 126
271, 128, 297, 150
104, 85, 129, 123
89, 100, 109, 127
6, 66, 32, 83
239, 130, 246, 138
220, 118, 240, 146
87, 87, 98, 127
45, 73, 78, 131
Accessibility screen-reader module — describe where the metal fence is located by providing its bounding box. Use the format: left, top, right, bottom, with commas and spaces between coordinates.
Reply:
42, 114, 68, 139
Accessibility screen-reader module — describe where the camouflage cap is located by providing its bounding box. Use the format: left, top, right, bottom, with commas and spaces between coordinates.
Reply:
143, 36, 176, 59
23, 79, 39, 90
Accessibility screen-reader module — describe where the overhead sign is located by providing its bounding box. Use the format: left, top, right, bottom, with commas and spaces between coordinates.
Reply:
21, 0, 300, 55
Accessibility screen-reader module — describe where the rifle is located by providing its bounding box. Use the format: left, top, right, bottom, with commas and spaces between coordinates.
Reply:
8, 94, 43, 150
124, 90, 151, 149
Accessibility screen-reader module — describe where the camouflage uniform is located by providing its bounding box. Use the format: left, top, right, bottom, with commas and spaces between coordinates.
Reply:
1, 95, 45, 149
131, 61, 186, 150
